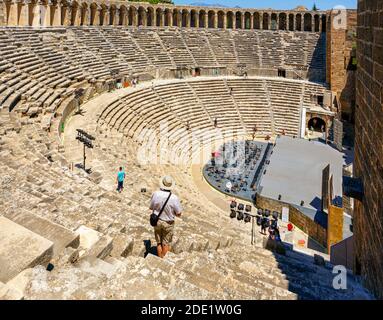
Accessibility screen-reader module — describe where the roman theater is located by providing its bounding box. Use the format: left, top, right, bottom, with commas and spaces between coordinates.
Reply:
0, 0, 381, 300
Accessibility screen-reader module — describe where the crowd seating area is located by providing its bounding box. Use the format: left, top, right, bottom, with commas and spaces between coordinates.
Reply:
98, 77, 329, 153
0, 26, 372, 300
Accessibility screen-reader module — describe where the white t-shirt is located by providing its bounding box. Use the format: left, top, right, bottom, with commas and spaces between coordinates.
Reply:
149, 190, 182, 222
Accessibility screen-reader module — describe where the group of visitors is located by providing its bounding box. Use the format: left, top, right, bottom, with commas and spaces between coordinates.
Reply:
258, 210, 281, 242
116, 168, 182, 259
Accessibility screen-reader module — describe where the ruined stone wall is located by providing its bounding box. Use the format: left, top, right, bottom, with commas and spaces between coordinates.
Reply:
326, 9, 357, 118
256, 194, 328, 248
354, 0, 383, 300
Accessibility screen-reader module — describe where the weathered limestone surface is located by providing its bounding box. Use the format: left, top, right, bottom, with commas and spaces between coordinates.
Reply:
0, 217, 53, 282
4, 210, 80, 258
354, 0, 383, 300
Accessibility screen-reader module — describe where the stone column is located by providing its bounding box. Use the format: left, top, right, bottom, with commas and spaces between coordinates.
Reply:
319, 15, 322, 33
7, 0, 18, 25
186, 11, 190, 27
18, 1, 29, 26
104, 6, 110, 25
178, 10, 182, 27
250, 13, 254, 29
40, 2, 51, 26
241, 13, 245, 29
203, 12, 207, 28
276, 14, 279, 30
213, 11, 218, 28
223, 12, 227, 29
31, 1, 41, 26
232, 14, 236, 30
52, 2, 60, 26
312, 15, 315, 32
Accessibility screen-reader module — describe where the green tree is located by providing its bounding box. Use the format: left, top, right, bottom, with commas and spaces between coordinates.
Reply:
312, 3, 318, 11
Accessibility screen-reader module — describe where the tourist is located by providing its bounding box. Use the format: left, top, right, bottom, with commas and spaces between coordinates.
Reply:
116, 167, 126, 193
214, 117, 218, 128
260, 214, 269, 235
149, 175, 182, 258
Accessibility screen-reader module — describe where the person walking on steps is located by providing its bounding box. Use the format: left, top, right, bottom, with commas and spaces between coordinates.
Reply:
149, 175, 182, 258
116, 167, 126, 193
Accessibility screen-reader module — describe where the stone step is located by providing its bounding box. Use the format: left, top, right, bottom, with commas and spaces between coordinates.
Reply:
0, 216, 53, 283
3, 210, 80, 258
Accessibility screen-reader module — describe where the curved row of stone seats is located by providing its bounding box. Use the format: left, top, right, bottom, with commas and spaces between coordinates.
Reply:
206, 30, 239, 66
69, 27, 132, 78
130, 29, 174, 69
157, 28, 196, 66
98, 78, 330, 146
0, 27, 326, 89
265, 79, 303, 136
226, 79, 273, 135
100, 27, 153, 73
233, 31, 262, 66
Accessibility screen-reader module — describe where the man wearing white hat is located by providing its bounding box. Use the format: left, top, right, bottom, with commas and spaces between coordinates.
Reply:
149, 175, 183, 258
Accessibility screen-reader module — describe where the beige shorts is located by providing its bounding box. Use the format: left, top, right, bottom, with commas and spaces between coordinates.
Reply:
154, 219, 175, 245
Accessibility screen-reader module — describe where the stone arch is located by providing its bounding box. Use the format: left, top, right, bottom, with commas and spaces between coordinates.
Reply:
270, 13, 277, 30
208, 10, 215, 28
262, 12, 269, 30
80, 3, 88, 26
138, 6, 146, 26
244, 12, 251, 29
321, 14, 326, 32
147, 7, 154, 26
119, 5, 128, 25
314, 14, 320, 32
253, 12, 260, 29
173, 9, 180, 27
308, 117, 326, 132
182, 9, 189, 27
227, 11, 234, 29
288, 13, 294, 31
60, 1, 70, 25
235, 11, 241, 29
90, 3, 98, 25
217, 11, 224, 28
279, 12, 287, 30
128, 6, 137, 26
295, 13, 302, 31
164, 8, 171, 26
109, 4, 117, 25
190, 9, 197, 27
70, 1, 79, 26
99, 4, 108, 26
304, 13, 312, 31
199, 10, 206, 28
156, 8, 163, 27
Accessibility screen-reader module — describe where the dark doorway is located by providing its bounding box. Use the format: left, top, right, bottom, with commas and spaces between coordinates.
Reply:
308, 117, 326, 132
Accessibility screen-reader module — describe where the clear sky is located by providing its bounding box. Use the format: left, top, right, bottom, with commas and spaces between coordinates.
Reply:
173, 0, 357, 10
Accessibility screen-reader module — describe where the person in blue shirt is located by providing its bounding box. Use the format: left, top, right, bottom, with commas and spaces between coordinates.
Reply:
116, 167, 126, 193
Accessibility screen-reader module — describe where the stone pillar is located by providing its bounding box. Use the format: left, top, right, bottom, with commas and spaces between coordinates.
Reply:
7, 0, 18, 25
213, 12, 218, 28
250, 13, 254, 29
40, 2, 51, 26
153, 9, 157, 27
312, 15, 315, 32
232, 14, 236, 30
121, 8, 128, 26
168, 11, 172, 27
241, 13, 245, 29
18, 1, 29, 26
82, 6, 90, 26
52, 2, 60, 26
104, 6, 110, 25
223, 12, 227, 29
259, 11, 263, 30
31, 1, 41, 26
177, 10, 182, 27
186, 12, 190, 27
203, 12, 207, 28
